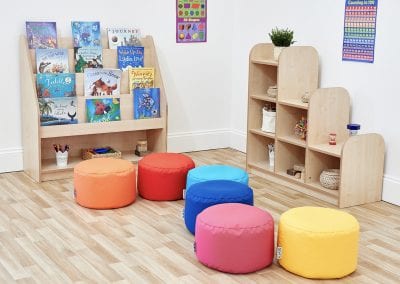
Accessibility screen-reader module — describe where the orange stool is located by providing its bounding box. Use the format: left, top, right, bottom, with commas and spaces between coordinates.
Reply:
74, 158, 136, 209
138, 153, 195, 201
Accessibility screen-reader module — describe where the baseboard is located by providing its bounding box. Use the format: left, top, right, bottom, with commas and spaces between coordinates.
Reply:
168, 129, 231, 153
229, 129, 246, 152
0, 147, 23, 173
382, 175, 400, 206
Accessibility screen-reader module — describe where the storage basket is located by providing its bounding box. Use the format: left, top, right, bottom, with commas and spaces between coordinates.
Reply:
82, 147, 122, 160
267, 86, 278, 98
319, 169, 340, 190
261, 108, 276, 133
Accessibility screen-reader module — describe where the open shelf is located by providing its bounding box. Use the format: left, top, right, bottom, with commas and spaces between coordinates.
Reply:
247, 160, 274, 174
278, 98, 308, 110
308, 142, 345, 158
275, 141, 305, 176
250, 94, 276, 103
307, 181, 340, 197
249, 129, 275, 139
277, 135, 306, 148
305, 149, 340, 186
276, 171, 305, 184
251, 58, 278, 66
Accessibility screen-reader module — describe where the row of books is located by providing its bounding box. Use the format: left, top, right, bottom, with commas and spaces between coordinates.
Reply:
36, 68, 155, 98
39, 88, 160, 126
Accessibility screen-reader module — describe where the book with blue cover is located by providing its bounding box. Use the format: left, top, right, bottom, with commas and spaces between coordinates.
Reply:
74, 46, 103, 73
117, 46, 144, 70
36, 73, 76, 98
86, 98, 121, 123
36, 48, 69, 73
71, 21, 101, 47
133, 88, 160, 119
39, 97, 78, 126
26, 21, 57, 49
84, 68, 122, 96
107, 27, 141, 49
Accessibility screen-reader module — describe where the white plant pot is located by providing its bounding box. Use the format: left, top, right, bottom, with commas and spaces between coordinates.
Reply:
274, 46, 285, 61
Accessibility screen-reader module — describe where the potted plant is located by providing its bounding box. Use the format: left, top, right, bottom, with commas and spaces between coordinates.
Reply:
268, 27, 295, 60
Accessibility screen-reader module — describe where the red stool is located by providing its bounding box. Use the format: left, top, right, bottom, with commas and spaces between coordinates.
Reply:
138, 153, 195, 201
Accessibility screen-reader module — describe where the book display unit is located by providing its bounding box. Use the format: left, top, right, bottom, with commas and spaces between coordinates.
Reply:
20, 35, 167, 182
246, 43, 385, 208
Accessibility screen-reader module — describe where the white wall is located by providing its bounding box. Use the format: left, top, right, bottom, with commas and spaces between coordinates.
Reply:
230, 0, 400, 205
0, 0, 234, 173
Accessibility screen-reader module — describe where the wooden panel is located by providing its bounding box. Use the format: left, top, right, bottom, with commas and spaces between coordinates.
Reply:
308, 142, 344, 158
339, 134, 385, 208
249, 129, 275, 139
308, 87, 350, 145
250, 94, 276, 103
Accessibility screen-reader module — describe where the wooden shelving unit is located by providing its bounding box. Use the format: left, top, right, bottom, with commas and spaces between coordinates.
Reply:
246, 43, 385, 208
20, 35, 168, 182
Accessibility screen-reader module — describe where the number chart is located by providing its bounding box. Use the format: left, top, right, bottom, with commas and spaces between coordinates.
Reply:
176, 0, 207, 43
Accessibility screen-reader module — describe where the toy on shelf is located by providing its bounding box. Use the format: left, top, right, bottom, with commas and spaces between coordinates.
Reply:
82, 146, 121, 160
135, 140, 151, 157
294, 116, 307, 140
347, 124, 360, 136
329, 133, 337, 145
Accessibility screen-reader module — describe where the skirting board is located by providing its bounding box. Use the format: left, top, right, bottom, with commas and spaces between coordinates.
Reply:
0, 147, 23, 173
229, 129, 246, 153
382, 175, 400, 206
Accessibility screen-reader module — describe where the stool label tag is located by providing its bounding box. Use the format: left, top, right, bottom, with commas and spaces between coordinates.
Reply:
183, 189, 186, 200
276, 246, 282, 260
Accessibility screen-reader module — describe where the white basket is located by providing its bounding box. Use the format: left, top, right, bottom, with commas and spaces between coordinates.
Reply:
261, 108, 276, 133
319, 169, 340, 190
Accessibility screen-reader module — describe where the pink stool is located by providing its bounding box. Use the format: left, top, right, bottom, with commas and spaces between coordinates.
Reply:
195, 203, 274, 274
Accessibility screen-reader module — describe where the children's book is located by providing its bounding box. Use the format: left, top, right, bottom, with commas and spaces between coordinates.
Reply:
133, 88, 160, 119
36, 73, 76, 98
74, 46, 103, 73
36, 48, 69, 73
107, 28, 141, 49
84, 68, 122, 96
71, 21, 101, 47
26, 21, 57, 49
128, 68, 154, 92
39, 97, 78, 126
117, 46, 144, 70
86, 98, 121, 123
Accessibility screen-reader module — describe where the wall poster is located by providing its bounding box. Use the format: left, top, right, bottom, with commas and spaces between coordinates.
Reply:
342, 0, 378, 63
176, 0, 207, 43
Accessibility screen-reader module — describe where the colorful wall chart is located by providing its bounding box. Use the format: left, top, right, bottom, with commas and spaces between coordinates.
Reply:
342, 0, 378, 63
176, 0, 207, 43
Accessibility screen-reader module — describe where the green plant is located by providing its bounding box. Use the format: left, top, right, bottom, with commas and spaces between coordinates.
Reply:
269, 27, 295, 47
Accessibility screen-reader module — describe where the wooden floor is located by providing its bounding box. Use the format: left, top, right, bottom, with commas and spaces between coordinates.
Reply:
0, 148, 399, 283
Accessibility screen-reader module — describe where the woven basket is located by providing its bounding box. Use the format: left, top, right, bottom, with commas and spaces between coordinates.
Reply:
319, 169, 340, 190
82, 147, 122, 160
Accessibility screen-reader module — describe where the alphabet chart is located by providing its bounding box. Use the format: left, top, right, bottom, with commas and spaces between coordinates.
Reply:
176, 0, 207, 43
342, 0, 378, 63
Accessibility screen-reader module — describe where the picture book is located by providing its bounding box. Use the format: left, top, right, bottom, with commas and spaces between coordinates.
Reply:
86, 98, 121, 123
36, 48, 69, 73
71, 21, 101, 47
128, 68, 154, 91
36, 73, 76, 98
84, 68, 122, 96
74, 46, 103, 73
134, 88, 160, 119
26, 21, 57, 49
39, 97, 78, 126
107, 28, 141, 49
117, 46, 144, 70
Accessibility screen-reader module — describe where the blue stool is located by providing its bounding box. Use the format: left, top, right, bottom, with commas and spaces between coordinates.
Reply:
184, 180, 254, 234
186, 165, 249, 190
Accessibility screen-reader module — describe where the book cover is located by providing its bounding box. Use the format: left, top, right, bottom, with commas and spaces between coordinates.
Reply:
128, 68, 154, 91
74, 46, 103, 73
117, 46, 144, 70
71, 21, 101, 47
134, 88, 160, 119
39, 97, 78, 126
36, 48, 69, 73
84, 68, 122, 96
36, 73, 76, 98
86, 98, 121, 123
26, 21, 57, 49
107, 28, 141, 49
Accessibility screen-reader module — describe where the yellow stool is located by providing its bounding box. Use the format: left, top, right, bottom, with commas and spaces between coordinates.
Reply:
277, 206, 359, 279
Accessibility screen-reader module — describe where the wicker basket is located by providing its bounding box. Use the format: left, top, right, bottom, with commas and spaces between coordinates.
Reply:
82, 147, 122, 160
319, 169, 340, 190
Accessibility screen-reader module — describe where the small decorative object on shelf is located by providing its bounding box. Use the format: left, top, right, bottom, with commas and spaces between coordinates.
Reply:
294, 116, 307, 140
268, 27, 295, 60
320, 169, 340, 190
267, 85, 278, 98
301, 91, 310, 103
347, 123, 361, 136
82, 147, 121, 160
329, 133, 337, 145
261, 103, 276, 133
267, 143, 275, 168
53, 144, 69, 168
135, 140, 151, 157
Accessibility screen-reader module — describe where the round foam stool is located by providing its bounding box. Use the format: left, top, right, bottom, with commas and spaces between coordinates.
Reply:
184, 180, 253, 234
277, 206, 360, 279
195, 203, 274, 274
74, 158, 136, 209
138, 153, 195, 201
186, 165, 249, 190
